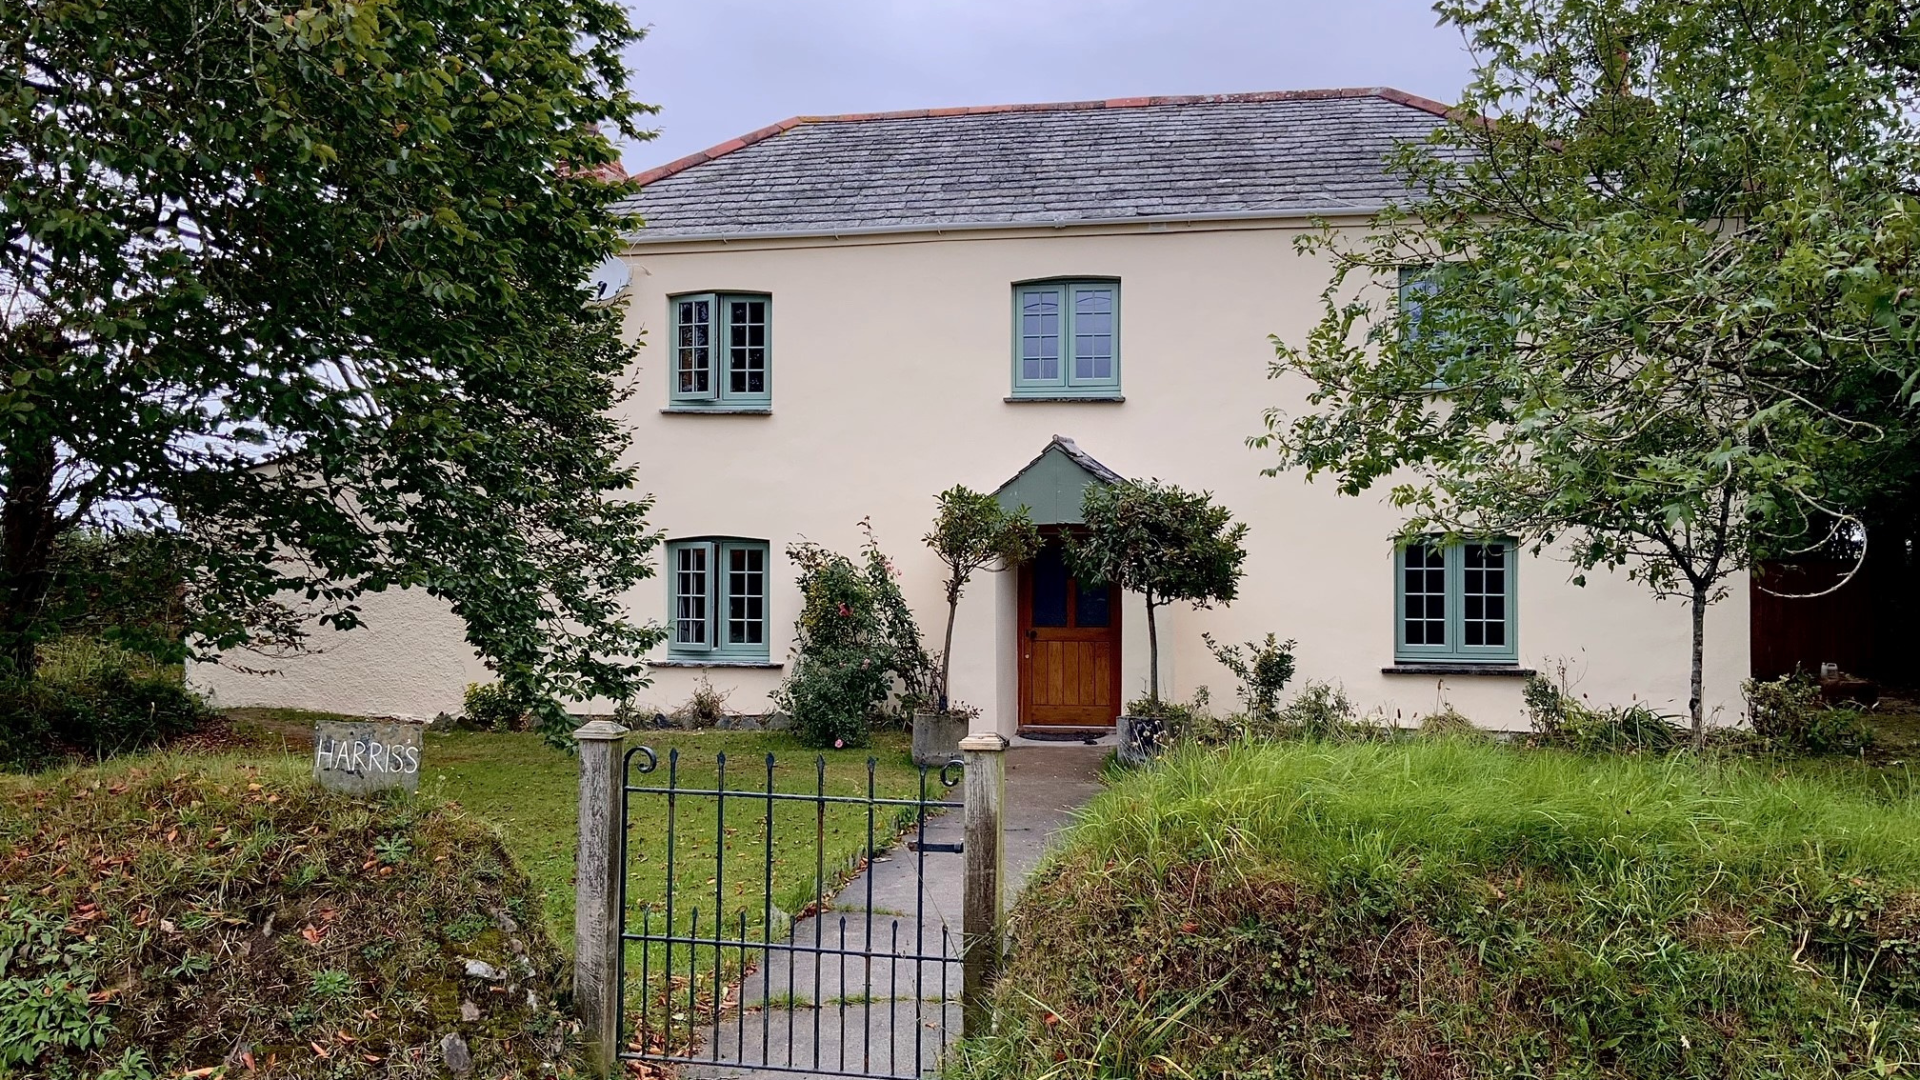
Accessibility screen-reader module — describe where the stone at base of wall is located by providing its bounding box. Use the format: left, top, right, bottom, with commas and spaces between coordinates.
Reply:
911, 710, 970, 768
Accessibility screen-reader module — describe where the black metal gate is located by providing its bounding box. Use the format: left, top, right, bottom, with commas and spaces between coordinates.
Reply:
617, 745, 963, 1079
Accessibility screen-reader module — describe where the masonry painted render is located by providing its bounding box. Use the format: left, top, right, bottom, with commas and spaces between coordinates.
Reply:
189, 91, 1752, 733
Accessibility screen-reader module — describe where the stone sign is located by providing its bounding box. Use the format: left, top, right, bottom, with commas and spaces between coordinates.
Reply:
313, 720, 423, 795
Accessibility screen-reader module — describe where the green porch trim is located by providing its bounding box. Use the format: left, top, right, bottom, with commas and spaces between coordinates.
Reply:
993, 436, 1125, 525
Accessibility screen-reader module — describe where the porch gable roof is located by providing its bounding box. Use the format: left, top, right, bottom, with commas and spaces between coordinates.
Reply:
993, 436, 1125, 526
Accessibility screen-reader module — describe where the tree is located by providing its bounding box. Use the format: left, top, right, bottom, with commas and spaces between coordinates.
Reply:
1, 0, 663, 744
922, 485, 1039, 712
1067, 481, 1248, 707
1257, 0, 1920, 742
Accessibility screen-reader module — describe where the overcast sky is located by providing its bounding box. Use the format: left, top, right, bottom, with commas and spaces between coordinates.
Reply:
617, 1, 1480, 172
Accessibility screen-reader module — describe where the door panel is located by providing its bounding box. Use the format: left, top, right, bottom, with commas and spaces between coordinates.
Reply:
1019, 540, 1122, 727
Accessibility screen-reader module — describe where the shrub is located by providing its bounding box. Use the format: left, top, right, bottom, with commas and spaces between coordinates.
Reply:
1201, 632, 1296, 719
1417, 704, 1482, 738
774, 525, 930, 748
1146, 681, 1389, 750
1524, 673, 1688, 753
460, 681, 530, 732
1275, 680, 1366, 738
1746, 673, 1874, 756
670, 676, 733, 727
0, 637, 213, 769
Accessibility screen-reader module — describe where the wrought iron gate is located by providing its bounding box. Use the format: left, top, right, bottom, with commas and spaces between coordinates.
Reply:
617, 745, 963, 1079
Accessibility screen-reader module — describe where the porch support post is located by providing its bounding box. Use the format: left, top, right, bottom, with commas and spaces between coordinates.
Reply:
960, 732, 1009, 1037
573, 719, 629, 1078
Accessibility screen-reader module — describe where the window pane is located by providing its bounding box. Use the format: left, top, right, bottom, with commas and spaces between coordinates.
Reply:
1404, 543, 1446, 648
1030, 544, 1069, 627
1074, 578, 1111, 628
1020, 290, 1062, 383
674, 545, 709, 646
727, 298, 768, 396
726, 545, 766, 645
1398, 266, 1438, 335
1462, 543, 1508, 649
676, 299, 712, 395
1072, 287, 1115, 382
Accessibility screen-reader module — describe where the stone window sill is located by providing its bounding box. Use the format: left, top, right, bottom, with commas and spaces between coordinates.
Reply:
653, 658, 783, 669
660, 406, 773, 415
1381, 664, 1536, 677
1004, 395, 1125, 404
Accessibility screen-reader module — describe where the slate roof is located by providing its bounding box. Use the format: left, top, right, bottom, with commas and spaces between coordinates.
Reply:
996, 436, 1128, 495
618, 89, 1457, 243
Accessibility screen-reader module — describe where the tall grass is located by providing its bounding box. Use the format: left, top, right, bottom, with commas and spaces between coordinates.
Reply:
1076, 738, 1920, 894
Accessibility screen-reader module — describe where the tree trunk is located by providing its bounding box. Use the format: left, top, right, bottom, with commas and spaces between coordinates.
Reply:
1145, 592, 1160, 705
939, 593, 958, 713
0, 429, 59, 676
1689, 583, 1707, 749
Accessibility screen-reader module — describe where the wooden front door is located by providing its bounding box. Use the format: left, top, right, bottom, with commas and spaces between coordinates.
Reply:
1018, 539, 1122, 728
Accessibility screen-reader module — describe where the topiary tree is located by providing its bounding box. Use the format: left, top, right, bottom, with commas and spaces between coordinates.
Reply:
922, 486, 1039, 712
1067, 481, 1248, 708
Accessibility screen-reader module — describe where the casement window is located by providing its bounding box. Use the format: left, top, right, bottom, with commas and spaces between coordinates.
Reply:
668, 538, 770, 660
670, 293, 771, 408
1394, 539, 1519, 663
1011, 280, 1120, 398
1400, 264, 1515, 387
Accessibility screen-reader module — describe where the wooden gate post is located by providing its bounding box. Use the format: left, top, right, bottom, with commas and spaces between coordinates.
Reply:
959, 732, 1008, 1038
573, 719, 629, 1078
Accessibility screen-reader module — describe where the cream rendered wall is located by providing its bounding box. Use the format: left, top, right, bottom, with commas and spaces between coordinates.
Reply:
191, 217, 1751, 732
619, 218, 1748, 735
188, 585, 494, 718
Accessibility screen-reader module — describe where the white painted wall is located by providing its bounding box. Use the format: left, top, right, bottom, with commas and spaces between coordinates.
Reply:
191, 217, 1751, 732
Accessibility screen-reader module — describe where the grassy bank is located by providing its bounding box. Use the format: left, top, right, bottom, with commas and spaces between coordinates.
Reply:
0, 755, 573, 1078
0, 719, 934, 1075
957, 737, 1920, 1079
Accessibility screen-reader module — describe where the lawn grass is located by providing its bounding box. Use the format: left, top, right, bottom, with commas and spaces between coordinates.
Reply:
957, 735, 1920, 1080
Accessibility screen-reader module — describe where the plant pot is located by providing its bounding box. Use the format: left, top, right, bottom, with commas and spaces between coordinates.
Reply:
911, 708, 970, 768
1115, 714, 1169, 767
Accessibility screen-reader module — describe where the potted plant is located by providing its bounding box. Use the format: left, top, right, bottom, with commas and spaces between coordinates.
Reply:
915, 485, 1039, 766
1067, 480, 1248, 764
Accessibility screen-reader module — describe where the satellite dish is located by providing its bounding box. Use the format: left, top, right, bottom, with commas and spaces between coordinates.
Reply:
589, 256, 631, 300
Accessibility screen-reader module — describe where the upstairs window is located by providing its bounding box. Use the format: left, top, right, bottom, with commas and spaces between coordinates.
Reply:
670, 293, 771, 409
1011, 280, 1120, 398
1394, 539, 1518, 663
668, 538, 770, 661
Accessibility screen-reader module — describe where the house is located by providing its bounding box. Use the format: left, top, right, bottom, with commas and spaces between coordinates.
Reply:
189, 89, 1752, 734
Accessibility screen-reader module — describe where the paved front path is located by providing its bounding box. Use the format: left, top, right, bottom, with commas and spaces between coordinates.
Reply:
680, 745, 1107, 1079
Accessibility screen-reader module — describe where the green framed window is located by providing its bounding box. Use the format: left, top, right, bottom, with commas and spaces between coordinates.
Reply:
668, 538, 770, 660
1011, 279, 1120, 397
670, 293, 771, 408
1394, 539, 1518, 663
